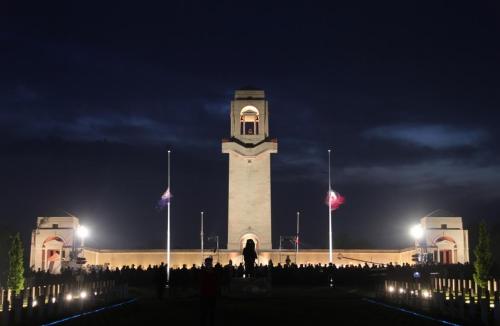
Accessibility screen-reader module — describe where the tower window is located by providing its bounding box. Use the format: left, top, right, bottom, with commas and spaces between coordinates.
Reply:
240, 106, 259, 136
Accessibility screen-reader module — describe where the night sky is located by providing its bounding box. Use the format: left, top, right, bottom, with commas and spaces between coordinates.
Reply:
2, 1, 499, 251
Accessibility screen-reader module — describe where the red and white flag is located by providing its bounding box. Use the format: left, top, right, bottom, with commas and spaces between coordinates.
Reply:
326, 190, 345, 211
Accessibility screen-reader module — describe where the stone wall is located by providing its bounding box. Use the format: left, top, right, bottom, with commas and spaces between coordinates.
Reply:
83, 248, 419, 269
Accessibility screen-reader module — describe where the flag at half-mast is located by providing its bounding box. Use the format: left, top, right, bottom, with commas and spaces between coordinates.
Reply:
326, 190, 345, 211
158, 187, 172, 209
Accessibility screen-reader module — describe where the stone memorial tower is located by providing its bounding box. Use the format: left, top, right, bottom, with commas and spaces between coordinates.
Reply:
222, 89, 277, 250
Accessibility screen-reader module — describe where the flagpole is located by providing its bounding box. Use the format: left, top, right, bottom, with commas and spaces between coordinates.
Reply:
166, 149, 171, 287
216, 235, 220, 264
328, 149, 333, 264
201, 211, 204, 265
296, 211, 300, 258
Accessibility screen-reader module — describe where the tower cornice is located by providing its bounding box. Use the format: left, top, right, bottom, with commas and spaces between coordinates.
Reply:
222, 140, 277, 157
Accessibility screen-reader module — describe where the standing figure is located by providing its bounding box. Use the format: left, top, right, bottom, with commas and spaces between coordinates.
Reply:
200, 257, 217, 326
242, 239, 257, 278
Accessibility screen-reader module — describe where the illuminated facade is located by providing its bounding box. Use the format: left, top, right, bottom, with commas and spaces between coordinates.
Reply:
222, 89, 277, 250
29, 217, 81, 273
29, 90, 470, 273
417, 210, 469, 264
29, 212, 469, 272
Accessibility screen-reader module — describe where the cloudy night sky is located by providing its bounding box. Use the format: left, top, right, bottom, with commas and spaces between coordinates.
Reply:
1, 1, 499, 251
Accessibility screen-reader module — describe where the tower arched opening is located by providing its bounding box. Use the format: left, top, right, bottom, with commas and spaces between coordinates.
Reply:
240, 106, 259, 135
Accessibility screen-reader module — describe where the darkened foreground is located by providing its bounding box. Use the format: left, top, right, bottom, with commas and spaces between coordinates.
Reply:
63, 287, 444, 326
3, 263, 497, 325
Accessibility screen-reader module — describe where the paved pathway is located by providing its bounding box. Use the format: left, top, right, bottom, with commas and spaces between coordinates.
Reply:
61, 288, 449, 325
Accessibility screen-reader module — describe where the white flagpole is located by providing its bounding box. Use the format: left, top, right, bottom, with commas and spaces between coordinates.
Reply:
201, 211, 204, 265
296, 211, 300, 256
328, 149, 333, 264
166, 150, 171, 287
216, 236, 220, 264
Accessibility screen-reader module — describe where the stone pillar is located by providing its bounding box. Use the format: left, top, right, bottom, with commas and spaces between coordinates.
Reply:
469, 288, 478, 321
27, 288, 34, 320
47, 285, 55, 317
480, 288, 489, 326
2, 290, 10, 326
56, 290, 64, 316
494, 291, 500, 326
457, 293, 465, 320
13, 291, 23, 324
37, 286, 46, 321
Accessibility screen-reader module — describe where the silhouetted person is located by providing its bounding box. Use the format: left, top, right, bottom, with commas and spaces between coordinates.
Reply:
200, 257, 217, 326
155, 263, 167, 299
242, 239, 257, 277
236, 263, 244, 277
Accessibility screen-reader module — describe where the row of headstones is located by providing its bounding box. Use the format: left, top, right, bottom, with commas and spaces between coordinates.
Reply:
384, 280, 500, 326
432, 278, 499, 299
0, 280, 128, 325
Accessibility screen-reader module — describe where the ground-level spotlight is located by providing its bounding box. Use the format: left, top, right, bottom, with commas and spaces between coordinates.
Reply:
51, 297, 56, 304
399, 288, 405, 294
32, 300, 38, 307
410, 224, 424, 240
80, 291, 87, 299
422, 290, 431, 298
66, 294, 73, 301
329, 277, 334, 288
94, 291, 98, 296
388, 286, 395, 293
76, 225, 90, 239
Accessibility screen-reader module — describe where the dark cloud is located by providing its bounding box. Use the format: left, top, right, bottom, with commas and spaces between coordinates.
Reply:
364, 124, 488, 149
1, 0, 500, 250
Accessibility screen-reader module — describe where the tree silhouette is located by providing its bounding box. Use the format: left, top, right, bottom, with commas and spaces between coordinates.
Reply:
473, 221, 493, 289
7, 233, 25, 294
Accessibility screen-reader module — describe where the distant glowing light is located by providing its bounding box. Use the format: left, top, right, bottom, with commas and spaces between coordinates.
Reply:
51, 297, 56, 303
326, 190, 345, 211
422, 290, 431, 298
66, 294, 73, 301
80, 291, 87, 299
399, 288, 405, 294
32, 300, 38, 307
410, 224, 424, 240
76, 226, 89, 239
388, 286, 395, 293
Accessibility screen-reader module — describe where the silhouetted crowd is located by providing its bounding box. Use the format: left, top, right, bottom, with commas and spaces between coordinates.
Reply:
26, 260, 476, 290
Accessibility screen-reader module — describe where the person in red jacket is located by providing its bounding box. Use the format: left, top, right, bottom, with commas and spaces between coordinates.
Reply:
200, 256, 217, 326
